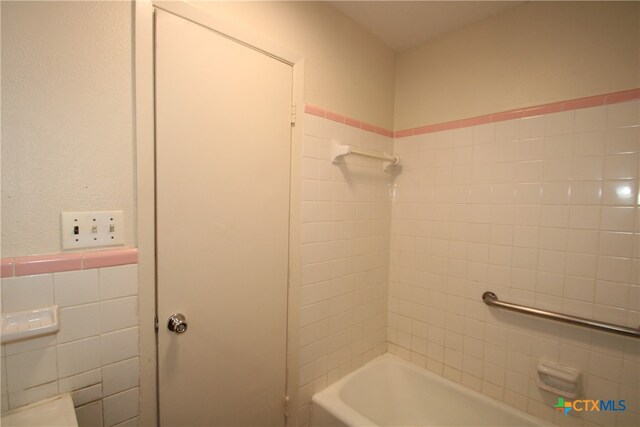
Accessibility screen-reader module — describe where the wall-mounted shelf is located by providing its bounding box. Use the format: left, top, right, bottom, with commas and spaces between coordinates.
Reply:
331, 142, 400, 171
537, 360, 581, 398
1, 306, 59, 344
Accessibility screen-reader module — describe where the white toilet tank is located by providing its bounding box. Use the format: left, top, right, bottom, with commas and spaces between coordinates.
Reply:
1, 393, 78, 427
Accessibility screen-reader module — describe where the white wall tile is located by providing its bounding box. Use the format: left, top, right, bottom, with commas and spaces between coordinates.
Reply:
540, 205, 569, 228
599, 232, 634, 258
545, 111, 574, 136
571, 156, 603, 181
3, 334, 57, 356
54, 269, 99, 308
495, 120, 519, 142
303, 114, 322, 137
302, 158, 318, 180
98, 265, 138, 301
574, 106, 606, 132
72, 383, 102, 407
8, 381, 59, 409
100, 297, 138, 333
298, 114, 390, 416
513, 227, 539, 248
2, 262, 138, 416
544, 135, 574, 160
567, 229, 599, 254
58, 304, 100, 344
595, 280, 630, 310
113, 417, 138, 427
517, 138, 544, 162
1, 356, 7, 396
606, 101, 640, 128
102, 388, 139, 427
1, 274, 54, 313
603, 154, 638, 180
6, 346, 57, 392
574, 130, 605, 156
102, 358, 138, 397
570, 181, 602, 205
543, 158, 572, 182
605, 127, 639, 154
601, 180, 636, 206
565, 253, 597, 278
319, 119, 346, 141
389, 104, 638, 427
75, 400, 104, 427
473, 123, 496, 145
57, 337, 101, 378
303, 135, 319, 158
597, 257, 631, 284
563, 276, 595, 302
515, 183, 541, 204
568, 206, 601, 230
600, 206, 635, 232
593, 304, 627, 326
59, 369, 101, 393
101, 327, 139, 365
541, 182, 570, 204
517, 160, 543, 183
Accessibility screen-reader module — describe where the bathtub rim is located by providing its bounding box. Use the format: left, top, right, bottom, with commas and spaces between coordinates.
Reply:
311, 352, 552, 427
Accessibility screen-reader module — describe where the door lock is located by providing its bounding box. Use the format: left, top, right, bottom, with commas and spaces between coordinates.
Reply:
167, 313, 188, 334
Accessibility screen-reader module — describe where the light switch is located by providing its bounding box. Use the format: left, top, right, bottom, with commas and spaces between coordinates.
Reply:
61, 211, 125, 250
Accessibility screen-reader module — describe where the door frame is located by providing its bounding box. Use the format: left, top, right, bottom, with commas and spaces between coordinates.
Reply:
135, 1, 304, 425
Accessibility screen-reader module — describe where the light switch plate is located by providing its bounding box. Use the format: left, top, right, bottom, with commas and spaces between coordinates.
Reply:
61, 211, 125, 250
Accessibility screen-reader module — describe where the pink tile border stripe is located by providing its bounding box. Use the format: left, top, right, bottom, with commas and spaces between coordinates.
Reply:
304, 104, 394, 138
394, 88, 640, 138
1, 258, 15, 278
1, 248, 138, 277
305, 89, 639, 140
82, 248, 139, 270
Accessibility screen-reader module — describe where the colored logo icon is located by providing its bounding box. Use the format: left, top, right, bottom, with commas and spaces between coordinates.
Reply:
554, 397, 572, 415
553, 397, 626, 415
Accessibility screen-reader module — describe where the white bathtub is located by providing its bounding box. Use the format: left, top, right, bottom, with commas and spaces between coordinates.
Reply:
311, 354, 550, 427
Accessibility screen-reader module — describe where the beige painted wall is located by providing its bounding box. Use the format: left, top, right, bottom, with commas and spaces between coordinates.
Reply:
196, 1, 397, 129
1, 1, 135, 257
1, 1, 396, 257
394, 1, 640, 130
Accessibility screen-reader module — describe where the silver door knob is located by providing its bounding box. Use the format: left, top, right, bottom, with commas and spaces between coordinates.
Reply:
167, 313, 188, 334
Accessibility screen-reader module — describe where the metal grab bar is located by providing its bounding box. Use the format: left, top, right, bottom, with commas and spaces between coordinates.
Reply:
482, 292, 640, 339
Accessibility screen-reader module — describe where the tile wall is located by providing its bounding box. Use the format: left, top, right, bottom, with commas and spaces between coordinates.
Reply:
2, 97, 637, 427
1, 263, 140, 427
388, 99, 639, 426
296, 111, 394, 426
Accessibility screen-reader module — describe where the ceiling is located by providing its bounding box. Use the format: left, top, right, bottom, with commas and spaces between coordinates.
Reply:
329, 1, 526, 51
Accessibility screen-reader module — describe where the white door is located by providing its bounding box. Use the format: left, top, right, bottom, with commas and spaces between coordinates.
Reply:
155, 10, 292, 426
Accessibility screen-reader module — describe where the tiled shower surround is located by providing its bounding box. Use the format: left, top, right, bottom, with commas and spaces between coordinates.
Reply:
1, 95, 637, 427
296, 110, 393, 425
388, 99, 639, 426
1, 259, 139, 427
